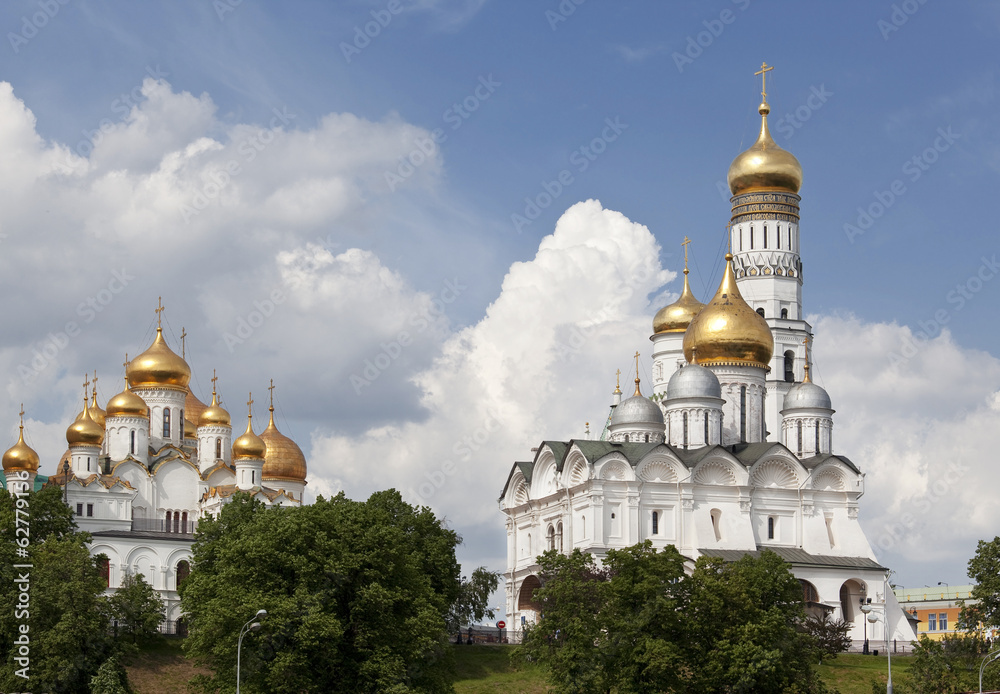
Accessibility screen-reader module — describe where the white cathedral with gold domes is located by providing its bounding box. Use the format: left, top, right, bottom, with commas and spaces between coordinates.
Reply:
1, 308, 308, 630
500, 67, 918, 647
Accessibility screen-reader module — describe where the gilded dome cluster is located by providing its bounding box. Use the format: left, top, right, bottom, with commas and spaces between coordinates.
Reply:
66, 400, 105, 448
652, 269, 705, 335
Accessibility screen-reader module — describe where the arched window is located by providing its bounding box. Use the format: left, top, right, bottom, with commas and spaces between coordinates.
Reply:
98, 556, 110, 587
179, 410, 184, 439
740, 386, 747, 442
644, 433, 649, 443
797, 421, 803, 456
776, 225, 781, 249
162, 408, 171, 437
704, 412, 709, 445
781, 308, 788, 319
763, 224, 768, 248
652, 511, 659, 535
711, 508, 722, 541
556, 522, 564, 552
784, 351, 795, 383
215, 437, 222, 459
756, 307, 765, 318
624, 434, 629, 443
129, 430, 136, 455
173, 511, 180, 534
176, 560, 190, 588
547, 525, 555, 551
181, 511, 188, 534
682, 412, 689, 449
750, 226, 754, 249
768, 516, 776, 540
815, 424, 820, 455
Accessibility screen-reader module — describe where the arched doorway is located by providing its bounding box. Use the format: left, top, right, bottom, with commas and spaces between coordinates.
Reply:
839, 578, 867, 626
517, 575, 542, 625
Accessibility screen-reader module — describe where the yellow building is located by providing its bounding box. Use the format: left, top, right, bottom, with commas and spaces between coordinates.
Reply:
894, 585, 983, 641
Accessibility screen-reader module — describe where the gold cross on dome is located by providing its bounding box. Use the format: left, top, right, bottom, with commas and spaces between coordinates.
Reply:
155, 297, 164, 328
18, 403, 24, 422
92, 370, 98, 394
123, 354, 129, 383
616, 369, 621, 388
247, 392, 254, 415
83, 374, 90, 399
755, 62, 774, 101
180, 327, 187, 358
681, 236, 691, 271
211, 369, 218, 393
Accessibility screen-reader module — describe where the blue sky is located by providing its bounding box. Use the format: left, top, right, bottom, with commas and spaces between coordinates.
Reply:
2, 0, 999, 594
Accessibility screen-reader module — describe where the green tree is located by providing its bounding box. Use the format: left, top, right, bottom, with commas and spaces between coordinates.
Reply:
0, 487, 117, 693
90, 655, 134, 694
180, 490, 465, 693
802, 613, 851, 664
520, 545, 827, 694
520, 548, 610, 694
108, 572, 165, 649
962, 536, 1000, 632
447, 567, 501, 635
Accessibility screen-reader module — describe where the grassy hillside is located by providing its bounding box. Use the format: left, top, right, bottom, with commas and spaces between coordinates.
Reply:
123, 640, 909, 693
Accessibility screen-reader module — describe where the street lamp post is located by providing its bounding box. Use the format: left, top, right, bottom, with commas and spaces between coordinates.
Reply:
980, 647, 1000, 693
861, 594, 892, 694
860, 597, 871, 655
237, 609, 267, 694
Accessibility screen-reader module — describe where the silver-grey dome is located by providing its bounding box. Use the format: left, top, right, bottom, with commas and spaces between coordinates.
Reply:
666, 364, 722, 400
782, 381, 832, 410
610, 395, 665, 427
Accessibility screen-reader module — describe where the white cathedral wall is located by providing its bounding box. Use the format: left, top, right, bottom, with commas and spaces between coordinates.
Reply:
113, 460, 152, 518
651, 332, 685, 398
106, 416, 150, 462
135, 388, 187, 450
710, 365, 766, 445
154, 460, 200, 520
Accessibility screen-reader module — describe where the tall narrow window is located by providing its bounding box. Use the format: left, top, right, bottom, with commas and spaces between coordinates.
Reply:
777, 225, 781, 249
781, 308, 788, 319
704, 413, 709, 445
739, 229, 743, 251
173, 511, 179, 534
682, 412, 689, 449
176, 560, 190, 588
98, 557, 110, 587
784, 351, 795, 383
181, 511, 188, 534
763, 224, 768, 248
740, 387, 747, 442
86, 503, 94, 517
797, 421, 803, 456
179, 410, 184, 439
928, 614, 937, 631
163, 408, 171, 437
767, 516, 775, 540
557, 522, 563, 552
815, 425, 820, 454
547, 525, 555, 551
644, 433, 649, 443
130, 430, 136, 455
711, 509, 722, 541
825, 515, 835, 548
750, 226, 754, 249
215, 438, 222, 459
652, 511, 659, 535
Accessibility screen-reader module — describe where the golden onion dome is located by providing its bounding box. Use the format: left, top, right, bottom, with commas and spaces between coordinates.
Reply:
652, 269, 706, 334
728, 102, 802, 196
127, 328, 191, 390
184, 419, 198, 440
89, 389, 107, 428
3, 416, 40, 473
57, 448, 72, 475
66, 400, 105, 448
199, 389, 231, 427
260, 409, 308, 482
106, 387, 149, 418
232, 410, 266, 460
185, 387, 208, 424
683, 254, 774, 370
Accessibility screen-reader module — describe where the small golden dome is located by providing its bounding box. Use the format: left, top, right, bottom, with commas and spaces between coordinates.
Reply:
67, 400, 105, 448
3, 412, 40, 473
260, 409, 307, 482
653, 269, 706, 334
728, 102, 802, 195
185, 387, 208, 424
232, 396, 266, 460
127, 328, 191, 390
89, 390, 107, 428
106, 387, 149, 418
683, 254, 773, 369
199, 390, 231, 428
